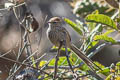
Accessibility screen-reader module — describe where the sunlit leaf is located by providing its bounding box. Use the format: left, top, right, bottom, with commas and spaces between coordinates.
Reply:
58, 57, 68, 65
87, 10, 99, 31
103, 29, 114, 36
81, 64, 89, 71
94, 35, 116, 43
105, 74, 112, 80
31, 57, 36, 68
87, 22, 97, 31
99, 67, 110, 76
49, 57, 68, 66
87, 41, 99, 49
92, 10, 99, 14
38, 75, 42, 79
39, 61, 47, 67
94, 61, 105, 69
48, 58, 55, 66
93, 30, 115, 43
116, 62, 120, 66
85, 14, 118, 30
71, 53, 81, 65
64, 18, 83, 35
116, 77, 120, 80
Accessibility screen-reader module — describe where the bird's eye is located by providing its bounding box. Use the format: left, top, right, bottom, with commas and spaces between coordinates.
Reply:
52, 22, 57, 24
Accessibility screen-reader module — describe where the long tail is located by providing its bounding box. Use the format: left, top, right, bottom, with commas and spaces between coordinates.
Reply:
70, 44, 95, 71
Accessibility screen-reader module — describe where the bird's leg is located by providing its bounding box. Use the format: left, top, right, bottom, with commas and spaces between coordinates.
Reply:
53, 43, 62, 79
64, 43, 74, 73
54, 52, 59, 79
64, 41, 77, 78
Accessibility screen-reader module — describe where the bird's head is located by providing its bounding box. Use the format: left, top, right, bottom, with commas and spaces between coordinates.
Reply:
48, 17, 62, 27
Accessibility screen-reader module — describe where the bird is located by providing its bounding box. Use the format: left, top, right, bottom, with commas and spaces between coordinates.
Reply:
46, 17, 99, 79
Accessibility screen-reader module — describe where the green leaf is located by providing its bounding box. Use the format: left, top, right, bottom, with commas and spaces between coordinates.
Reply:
48, 58, 55, 66
87, 10, 99, 31
87, 41, 99, 49
103, 29, 115, 36
87, 22, 97, 31
49, 57, 68, 66
93, 29, 115, 44
116, 62, 120, 66
81, 64, 89, 71
94, 61, 105, 69
71, 53, 81, 65
39, 61, 47, 67
98, 67, 110, 76
84, 23, 102, 51
59, 57, 68, 65
85, 10, 99, 32
85, 14, 118, 30
92, 10, 99, 14
64, 18, 83, 35
105, 74, 112, 80
101, 67, 110, 73
31, 57, 36, 68
94, 35, 116, 43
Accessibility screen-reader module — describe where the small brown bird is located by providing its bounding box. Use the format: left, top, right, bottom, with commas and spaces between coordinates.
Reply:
46, 17, 97, 79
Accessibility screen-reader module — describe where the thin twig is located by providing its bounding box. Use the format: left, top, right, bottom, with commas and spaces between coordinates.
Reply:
24, 50, 38, 64
17, 42, 27, 60
40, 57, 54, 70
31, 53, 46, 66
12, 4, 29, 31
0, 50, 12, 57
0, 2, 26, 11
87, 70, 104, 80
76, 74, 89, 80
9, 42, 27, 77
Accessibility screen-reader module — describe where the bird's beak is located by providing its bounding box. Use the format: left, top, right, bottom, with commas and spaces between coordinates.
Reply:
47, 21, 51, 24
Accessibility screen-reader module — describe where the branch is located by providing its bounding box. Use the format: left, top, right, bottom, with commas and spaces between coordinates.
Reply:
0, 56, 49, 75
46, 62, 84, 69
